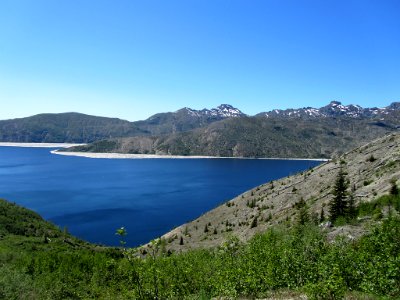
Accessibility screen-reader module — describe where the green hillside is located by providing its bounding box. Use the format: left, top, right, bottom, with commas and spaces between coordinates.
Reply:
1, 198, 399, 299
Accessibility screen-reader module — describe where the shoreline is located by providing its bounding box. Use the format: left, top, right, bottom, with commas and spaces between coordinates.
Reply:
0, 142, 85, 148
51, 150, 329, 161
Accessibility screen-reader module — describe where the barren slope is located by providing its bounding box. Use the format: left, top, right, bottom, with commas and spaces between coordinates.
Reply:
155, 133, 400, 252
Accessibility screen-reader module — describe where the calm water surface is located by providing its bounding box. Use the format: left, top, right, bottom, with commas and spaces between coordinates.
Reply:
0, 147, 322, 246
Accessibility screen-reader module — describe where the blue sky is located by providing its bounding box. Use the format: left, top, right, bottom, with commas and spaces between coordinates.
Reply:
1, 0, 399, 121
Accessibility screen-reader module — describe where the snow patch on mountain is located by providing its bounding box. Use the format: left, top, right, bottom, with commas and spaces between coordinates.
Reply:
182, 104, 245, 118
261, 101, 400, 119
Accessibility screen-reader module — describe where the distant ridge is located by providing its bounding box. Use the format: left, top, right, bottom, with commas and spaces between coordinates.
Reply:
0, 112, 145, 143
2, 101, 400, 158
65, 101, 400, 158
182, 104, 245, 118
258, 100, 400, 119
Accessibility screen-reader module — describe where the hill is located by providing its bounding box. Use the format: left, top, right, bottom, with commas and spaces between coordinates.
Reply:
0, 112, 146, 143
149, 132, 400, 252
68, 101, 400, 158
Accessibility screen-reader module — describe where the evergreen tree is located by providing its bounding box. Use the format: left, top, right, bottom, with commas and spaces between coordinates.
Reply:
297, 206, 310, 225
319, 207, 325, 223
390, 178, 399, 196
346, 194, 356, 220
329, 168, 348, 223
250, 216, 258, 228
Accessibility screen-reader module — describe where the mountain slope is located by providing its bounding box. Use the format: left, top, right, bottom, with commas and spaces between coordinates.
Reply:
258, 100, 400, 120
3, 101, 400, 158
134, 104, 246, 135
152, 132, 400, 252
0, 112, 146, 143
69, 111, 399, 158
0, 104, 245, 143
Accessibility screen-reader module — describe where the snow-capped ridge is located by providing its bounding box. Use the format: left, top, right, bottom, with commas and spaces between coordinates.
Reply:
181, 104, 245, 118
261, 101, 400, 119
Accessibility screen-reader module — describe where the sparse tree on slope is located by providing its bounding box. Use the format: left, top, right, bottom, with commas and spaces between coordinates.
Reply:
329, 167, 348, 223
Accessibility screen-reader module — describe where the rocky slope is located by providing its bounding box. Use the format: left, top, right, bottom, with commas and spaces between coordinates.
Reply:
150, 132, 400, 252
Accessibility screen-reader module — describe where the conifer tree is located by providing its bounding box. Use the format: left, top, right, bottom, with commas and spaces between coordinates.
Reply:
297, 206, 310, 225
250, 216, 258, 228
390, 178, 399, 196
329, 167, 348, 222
346, 194, 356, 220
319, 207, 325, 223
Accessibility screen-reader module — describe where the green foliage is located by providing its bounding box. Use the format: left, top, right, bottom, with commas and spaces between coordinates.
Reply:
346, 194, 357, 220
0, 199, 62, 238
2, 198, 400, 299
297, 206, 310, 225
247, 199, 256, 208
320, 207, 325, 223
357, 194, 400, 217
329, 168, 349, 223
390, 178, 399, 196
250, 216, 258, 228
115, 226, 127, 247
363, 180, 373, 186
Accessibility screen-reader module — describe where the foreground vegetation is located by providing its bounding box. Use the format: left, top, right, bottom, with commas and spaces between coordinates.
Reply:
1, 194, 399, 300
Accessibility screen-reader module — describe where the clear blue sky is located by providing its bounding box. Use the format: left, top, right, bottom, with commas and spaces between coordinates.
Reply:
1, 0, 399, 121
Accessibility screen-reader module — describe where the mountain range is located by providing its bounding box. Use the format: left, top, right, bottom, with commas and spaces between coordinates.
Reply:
1, 101, 400, 158
66, 101, 400, 158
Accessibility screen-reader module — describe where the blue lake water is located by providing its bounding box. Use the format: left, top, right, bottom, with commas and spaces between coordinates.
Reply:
0, 147, 322, 246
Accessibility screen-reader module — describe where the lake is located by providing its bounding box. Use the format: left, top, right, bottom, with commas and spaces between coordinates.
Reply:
0, 146, 322, 246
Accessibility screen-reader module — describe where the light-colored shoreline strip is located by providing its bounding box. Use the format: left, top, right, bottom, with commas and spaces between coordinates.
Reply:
0, 142, 85, 148
51, 150, 329, 161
